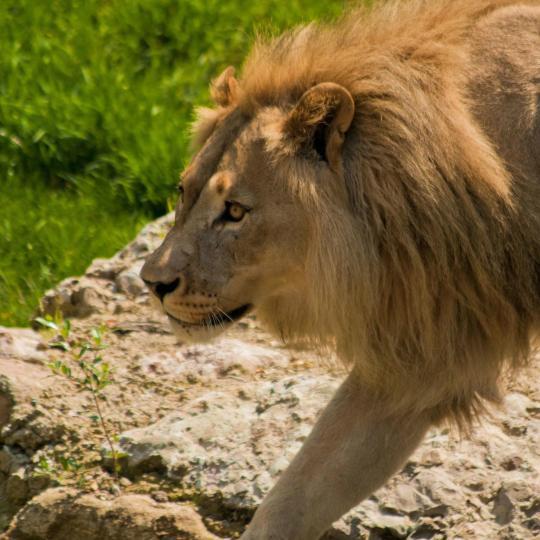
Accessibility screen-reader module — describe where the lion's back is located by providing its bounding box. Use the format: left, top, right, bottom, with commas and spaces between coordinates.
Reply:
466, 5, 540, 285
467, 5, 540, 203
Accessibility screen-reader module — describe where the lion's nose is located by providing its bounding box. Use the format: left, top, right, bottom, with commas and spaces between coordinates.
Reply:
143, 277, 181, 302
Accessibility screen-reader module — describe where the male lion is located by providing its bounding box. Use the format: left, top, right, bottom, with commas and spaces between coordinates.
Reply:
141, 1, 540, 538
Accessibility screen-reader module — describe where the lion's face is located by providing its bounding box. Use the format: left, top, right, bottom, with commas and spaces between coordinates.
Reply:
140, 110, 311, 342
141, 72, 354, 342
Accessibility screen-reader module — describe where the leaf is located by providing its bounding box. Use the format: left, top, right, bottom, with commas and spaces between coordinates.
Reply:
77, 344, 90, 359
58, 455, 80, 472
50, 341, 71, 352
91, 327, 102, 346
99, 363, 111, 379
34, 317, 59, 331
61, 319, 71, 339
60, 364, 72, 377
37, 455, 51, 471
48, 359, 64, 374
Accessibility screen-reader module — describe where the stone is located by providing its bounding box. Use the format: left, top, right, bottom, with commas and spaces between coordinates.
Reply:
5, 468, 28, 505
492, 487, 515, 525
86, 258, 122, 280
414, 469, 463, 511
39, 278, 110, 319
0, 358, 52, 430
117, 375, 338, 509
150, 490, 168, 503
115, 271, 146, 297
138, 338, 291, 382
5, 487, 220, 540
0, 448, 27, 475
380, 483, 430, 515
368, 513, 413, 538
70, 287, 106, 317
0, 327, 47, 365
0, 395, 10, 429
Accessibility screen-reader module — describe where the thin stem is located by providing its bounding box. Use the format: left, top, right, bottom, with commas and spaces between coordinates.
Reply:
83, 364, 119, 483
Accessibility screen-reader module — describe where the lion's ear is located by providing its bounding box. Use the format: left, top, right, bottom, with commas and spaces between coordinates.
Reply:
210, 66, 239, 107
284, 83, 355, 171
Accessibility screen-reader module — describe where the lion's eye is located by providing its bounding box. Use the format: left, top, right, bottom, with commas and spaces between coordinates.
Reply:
223, 201, 248, 222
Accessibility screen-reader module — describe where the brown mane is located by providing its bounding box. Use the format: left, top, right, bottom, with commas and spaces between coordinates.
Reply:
237, 0, 540, 426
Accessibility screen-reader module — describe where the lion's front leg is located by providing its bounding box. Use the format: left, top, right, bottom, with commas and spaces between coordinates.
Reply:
240, 372, 434, 540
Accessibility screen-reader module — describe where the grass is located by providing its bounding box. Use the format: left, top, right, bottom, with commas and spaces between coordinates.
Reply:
0, 179, 146, 325
0, 0, 346, 327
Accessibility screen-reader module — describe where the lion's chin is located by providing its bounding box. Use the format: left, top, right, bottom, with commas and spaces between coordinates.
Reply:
167, 318, 226, 343
166, 304, 252, 344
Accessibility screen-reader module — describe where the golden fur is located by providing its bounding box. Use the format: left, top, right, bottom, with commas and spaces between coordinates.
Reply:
142, 2, 540, 536
222, 0, 540, 427
148, 0, 540, 428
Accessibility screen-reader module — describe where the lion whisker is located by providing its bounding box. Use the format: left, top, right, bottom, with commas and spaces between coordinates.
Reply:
215, 306, 234, 323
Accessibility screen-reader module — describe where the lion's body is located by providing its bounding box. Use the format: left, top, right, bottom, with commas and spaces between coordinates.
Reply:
142, 2, 540, 538
233, 0, 540, 424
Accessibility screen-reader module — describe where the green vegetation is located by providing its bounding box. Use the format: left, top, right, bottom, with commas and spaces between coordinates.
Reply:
34, 317, 126, 489
0, 0, 344, 326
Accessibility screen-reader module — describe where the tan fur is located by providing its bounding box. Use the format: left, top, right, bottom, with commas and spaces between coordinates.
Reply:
225, 0, 540, 427
142, 2, 540, 537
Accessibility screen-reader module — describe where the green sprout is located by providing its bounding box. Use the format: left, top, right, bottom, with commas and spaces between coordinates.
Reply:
36, 317, 122, 481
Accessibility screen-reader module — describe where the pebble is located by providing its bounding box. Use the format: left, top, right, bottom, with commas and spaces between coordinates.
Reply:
115, 271, 146, 297
151, 491, 169, 503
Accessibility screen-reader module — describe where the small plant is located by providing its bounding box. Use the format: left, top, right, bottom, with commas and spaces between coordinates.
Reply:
36, 315, 123, 481
34, 452, 87, 488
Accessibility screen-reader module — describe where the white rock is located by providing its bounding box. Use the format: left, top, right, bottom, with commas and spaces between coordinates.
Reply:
0, 327, 47, 364
118, 375, 339, 508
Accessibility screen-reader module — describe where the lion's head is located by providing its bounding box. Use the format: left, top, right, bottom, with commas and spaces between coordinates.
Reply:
141, 67, 356, 343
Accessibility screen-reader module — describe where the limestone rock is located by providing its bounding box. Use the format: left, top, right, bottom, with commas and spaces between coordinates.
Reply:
36, 213, 174, 320
492, 487, 515, 526
0, 355, 52, 431
39, 277, 109, 319
5, 487, 220, 540
117, 375, 338, 509
115, 270, 146, 297
137, 337, 291, 383
0, 327, 47, 365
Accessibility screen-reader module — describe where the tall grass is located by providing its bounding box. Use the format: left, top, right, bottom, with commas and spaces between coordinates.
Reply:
0, 0, 345, 326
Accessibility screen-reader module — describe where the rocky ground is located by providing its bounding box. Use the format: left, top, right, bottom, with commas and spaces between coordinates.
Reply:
1, 213, 539, 540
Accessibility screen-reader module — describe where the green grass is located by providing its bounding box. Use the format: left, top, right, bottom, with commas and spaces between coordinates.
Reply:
0, 179, 147, 326
0, 0, 345, 327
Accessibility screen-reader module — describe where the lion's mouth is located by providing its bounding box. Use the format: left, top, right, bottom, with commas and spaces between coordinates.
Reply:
166, 304, 252, 328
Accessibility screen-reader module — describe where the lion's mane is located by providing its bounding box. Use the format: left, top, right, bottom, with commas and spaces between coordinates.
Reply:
228, 0, 540, 426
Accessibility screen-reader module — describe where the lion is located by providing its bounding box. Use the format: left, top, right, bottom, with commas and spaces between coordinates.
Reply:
140, 1, 540, 538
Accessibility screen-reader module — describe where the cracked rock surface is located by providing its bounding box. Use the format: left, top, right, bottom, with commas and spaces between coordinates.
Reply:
5, 487, 220, 540
1, 212, 539, 539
